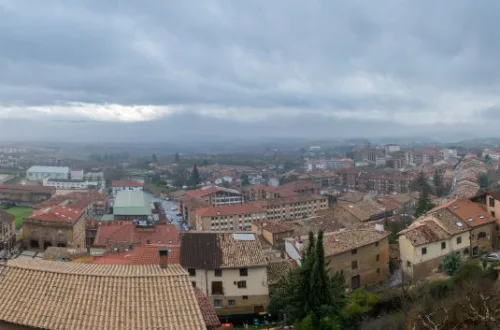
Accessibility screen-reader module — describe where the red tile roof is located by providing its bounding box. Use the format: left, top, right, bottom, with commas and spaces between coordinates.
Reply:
35, 191, 108, 210
94, 223, 180, 247
26, 206, 84, 224
0, 184, 55, 195
195, 203, 265, 217
193, 287, 221, 329
430, 198, 495, 228
93, 245, 181, 265
111, 180, 144, 188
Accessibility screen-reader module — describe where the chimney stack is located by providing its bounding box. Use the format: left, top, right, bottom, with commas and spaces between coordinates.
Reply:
159, 248, 169, 269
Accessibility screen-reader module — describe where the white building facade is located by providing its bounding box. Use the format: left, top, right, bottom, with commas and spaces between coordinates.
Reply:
26, 166, 70, 182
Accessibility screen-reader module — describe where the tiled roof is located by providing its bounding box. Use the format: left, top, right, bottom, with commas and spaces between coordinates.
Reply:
257, 221, 294, 234
338, 199, 385, 222
431, 209, 470, 235
94, 223, 180, 247
25, 206, 83, 224
0, 184, 55, 195
430, 198, 495, 228
267, 259, 297, 285
36, 190, 108, 210
111, 180, 144, 187
181, 232, 266, 270
93, 246, 181, 265
399, 221, 450, 246
186, 186, 242, 199
0, 209, 14, 224
43, 247, 88, 260
293, 227, 390, 257
0, 260, 206, 330
193, 288, 221, 329
196, 203, 264, 218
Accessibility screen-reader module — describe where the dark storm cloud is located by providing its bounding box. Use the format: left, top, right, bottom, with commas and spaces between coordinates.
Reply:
1, 0, 500, 139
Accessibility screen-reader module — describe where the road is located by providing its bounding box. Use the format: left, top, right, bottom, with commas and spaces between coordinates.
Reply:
158, 199, 185, 231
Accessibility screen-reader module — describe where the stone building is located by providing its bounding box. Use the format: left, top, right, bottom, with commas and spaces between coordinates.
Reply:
23, 206, 86, 250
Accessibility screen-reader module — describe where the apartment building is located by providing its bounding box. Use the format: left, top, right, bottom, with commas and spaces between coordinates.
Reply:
180, 186, 245, 226
399, 199, 495, 282
26, 166, 70, 182
193, 203, 266, 232
258, 195, 328, 221
180, 232, 269, 316
285, 224, 390, 290
23, 206, 86, 250
362, 173, 414, 194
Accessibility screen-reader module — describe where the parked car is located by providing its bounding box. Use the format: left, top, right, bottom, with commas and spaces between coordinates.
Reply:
481, 252, 500, 262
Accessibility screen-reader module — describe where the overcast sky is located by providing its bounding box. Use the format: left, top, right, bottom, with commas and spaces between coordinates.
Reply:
1, 0, 499, 142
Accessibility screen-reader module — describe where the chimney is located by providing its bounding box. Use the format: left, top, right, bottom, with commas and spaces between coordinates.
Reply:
159, 248, 169, 269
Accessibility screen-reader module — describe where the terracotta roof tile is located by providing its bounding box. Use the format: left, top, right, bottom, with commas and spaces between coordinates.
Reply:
0, 260, 206, 330
26, 206, 83, 224
93, 246, 181, 265
430, 198, 495, 228
400, 220, 450, 246
94, 223, 180, 247
255, 221, 294, 234
267, 259, 297, 285
193, 288, 221, 329
0, 184, 55, 195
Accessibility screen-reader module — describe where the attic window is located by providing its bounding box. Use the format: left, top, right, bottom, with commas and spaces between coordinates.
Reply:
456, 222, 463, 227
467, 218, 474, 222
479, 215, 485, 219
452, 205, 458, 209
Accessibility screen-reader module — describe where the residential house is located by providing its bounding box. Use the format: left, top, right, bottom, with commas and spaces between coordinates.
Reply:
251, 220, 295, 249
484, 190, 500, 248
0, 259, 209, 330
193, 203, 266, 232
36, 190, 109, 218
23, 206, 86, 250
180, 232, 269, 316
285, 224, 391, 290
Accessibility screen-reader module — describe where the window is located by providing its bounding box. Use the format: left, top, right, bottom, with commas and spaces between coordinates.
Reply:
457, 237, 462, 244
191, 281, 196, 288
377, 268, 380, 274
239, 268, 248, 276
406, 261, 411, 268
376, 254, 380, 262
214, 269, 222, 277
242, 295, 248, 300
478, 232, 488, 240
351, 275, 360, 290
228, 300, 236, 307
492, 211, 496, 217
237, 281, 247, 288
351, 260, 358, 269
441, 242, 446, 249
211, 281, 223, 295
421, 247, 427, 255
351, 249, 357, 255
214, 300, 222, 308
188, 268, 196, 276
375, 241, 379, 247
490, 197, 495, 208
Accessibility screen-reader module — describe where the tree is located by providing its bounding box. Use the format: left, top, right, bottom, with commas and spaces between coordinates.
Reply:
103, 166, 125, 184
433, 169, 445, 197
478, 173, 490, 189
174, 153, 180, 163
152, 153, 158, 163
268, 231, 347, 327
415, 189, 435, 217
411, 171, 431, 193
240, 174, 250, 186
441, 252, 463, 276
190, 164, 201, 186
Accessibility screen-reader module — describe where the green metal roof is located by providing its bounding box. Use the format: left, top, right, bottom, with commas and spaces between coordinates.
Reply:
113, 191, 150, 216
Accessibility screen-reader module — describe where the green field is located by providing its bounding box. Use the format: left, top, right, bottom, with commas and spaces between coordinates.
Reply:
4, 207, 33, 229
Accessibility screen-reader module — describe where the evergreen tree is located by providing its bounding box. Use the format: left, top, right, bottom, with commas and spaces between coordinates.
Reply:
433, 169, 444, 197
190, 164, 201, 186
411, 171, 430, 193
415, 189, 435, 217
310, 231, 331, 320
478, 173, 490, 189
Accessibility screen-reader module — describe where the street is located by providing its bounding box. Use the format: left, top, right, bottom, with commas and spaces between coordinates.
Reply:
157, 198, 185, 231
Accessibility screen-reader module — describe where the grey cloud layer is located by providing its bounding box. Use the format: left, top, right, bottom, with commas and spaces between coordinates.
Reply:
1, 0, 500, 138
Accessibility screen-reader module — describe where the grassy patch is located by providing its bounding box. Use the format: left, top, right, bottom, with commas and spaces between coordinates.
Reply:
4, 207, 33, 229
145, 183, 167, 196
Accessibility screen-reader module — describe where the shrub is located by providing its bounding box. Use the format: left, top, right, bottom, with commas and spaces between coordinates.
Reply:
441, 251, 462, 276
